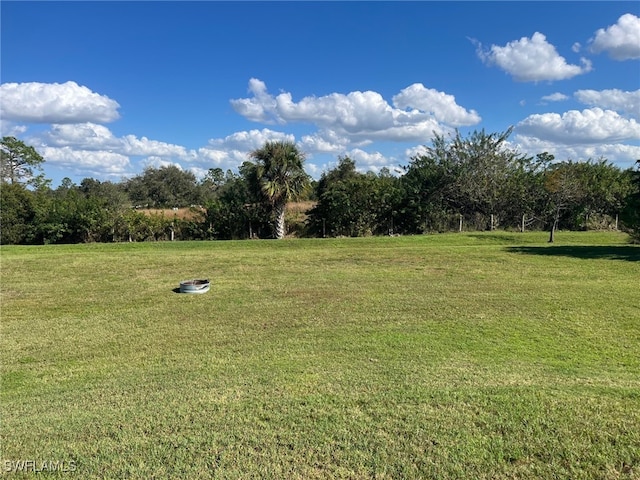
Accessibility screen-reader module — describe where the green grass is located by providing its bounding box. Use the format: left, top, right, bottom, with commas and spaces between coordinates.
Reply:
1, 231, 639, 479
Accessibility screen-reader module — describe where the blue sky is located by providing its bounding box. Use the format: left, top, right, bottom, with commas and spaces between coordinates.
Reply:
1, 1, 639, 187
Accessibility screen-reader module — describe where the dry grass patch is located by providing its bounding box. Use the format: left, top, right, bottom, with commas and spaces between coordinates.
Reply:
138, 207, 206, 221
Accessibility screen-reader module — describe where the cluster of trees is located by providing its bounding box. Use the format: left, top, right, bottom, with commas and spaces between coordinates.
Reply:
308, 129, 637, 243
0, 138, 311, 244
1, 132, 639, 245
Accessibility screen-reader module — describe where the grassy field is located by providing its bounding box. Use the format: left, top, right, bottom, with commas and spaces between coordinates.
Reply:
1, 231, 639, 479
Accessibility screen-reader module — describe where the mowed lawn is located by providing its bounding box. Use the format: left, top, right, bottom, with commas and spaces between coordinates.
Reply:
1, 232, 639, 479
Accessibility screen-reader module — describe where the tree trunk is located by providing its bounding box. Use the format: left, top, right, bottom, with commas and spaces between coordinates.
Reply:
549, 211, 559, 243
274, 202, 286, 239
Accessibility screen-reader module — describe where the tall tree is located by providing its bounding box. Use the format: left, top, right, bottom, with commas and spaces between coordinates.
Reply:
308, 159, 403, 237
399, 128, 529, 232
622, 160, 640, 241
307, 157, 360, 236
248, 141, 310, 239
572, 158, 632, 229
202, 166, 270, 240
544, 161, 586, 243
399, 146, 459, 233
125, 165, 202, 208
446, 127, 529, 230
0, 136, 46, 186
0, 183, 37, 244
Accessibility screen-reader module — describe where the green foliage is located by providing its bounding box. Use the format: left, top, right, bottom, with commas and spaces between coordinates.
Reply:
398, 152, 458, 233
0, 136, 46, 186
400, 128, 537, 232
541, 158, 633, 241
578, 158, 632, 220
248, 141, 310, 238
308, 158, 403, 237
0, 182, 38, 244
125, 165, 203, 208
397, 133, 633, 239
445, 127, 529, 219
203, 169, 271, 240
1, 136, 637, 244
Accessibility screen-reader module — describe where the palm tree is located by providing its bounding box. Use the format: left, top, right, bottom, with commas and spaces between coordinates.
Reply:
249, 141, 310, 239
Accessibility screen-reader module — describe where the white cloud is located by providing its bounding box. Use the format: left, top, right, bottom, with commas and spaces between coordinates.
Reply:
197, 147, 235, 165
476, 32, 592, 82
358, 120, 448, 143
122, 135, 195, 160
574, 89, 640, 118
0, 81, 120, 124
206, 128, 294, 151
41, 122, 197, 160
228, 78, 279, 124
514, 134, 640, 167
303, 162, 324, 179
516, 108, 640, 144
142, 156, 184, 171
277, 90, 397, 132
196, 147, 250, 168
589, 13, 640, 60
198, 128, 296, 169
42, 123, 121, 150
312, 148, 396, 176
300, 132, 347, 154
0, 120, 28, 137
392, 83, 481, 126
405, 144, 429, 161
188, 166, 213, 180
40, 146, 131, 177
230, 79, 479, 145
347, 148, 390, 168
541, 93, 569, 102
32, 123, 210, 181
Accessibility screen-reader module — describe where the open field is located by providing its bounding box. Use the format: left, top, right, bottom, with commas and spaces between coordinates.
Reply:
1, 232, 639, 478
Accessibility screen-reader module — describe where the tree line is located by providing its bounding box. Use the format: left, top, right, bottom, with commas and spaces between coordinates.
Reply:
1, 131, 639, 245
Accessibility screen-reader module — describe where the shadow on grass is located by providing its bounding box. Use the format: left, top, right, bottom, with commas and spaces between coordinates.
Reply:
506, 245, 640, 262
